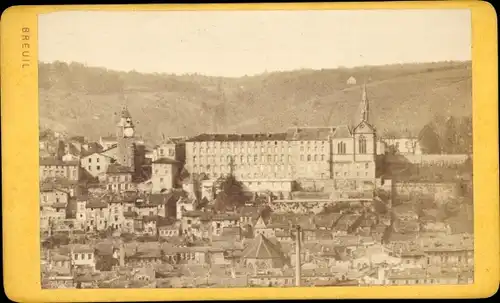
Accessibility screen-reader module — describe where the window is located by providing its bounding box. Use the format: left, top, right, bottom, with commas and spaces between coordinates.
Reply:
169, 149, 174, 156
337, 142, 346, 154
359, 136, 367, 154
300, 146, 304, 152
88, 253, 92, 259
97, 165, 100, 171
254, 155, 258, 162
321, 155, 325, 161
160, 178, 164, 183
74, 254, 79, 260
307, 155, 311, 161
365, 163, 369, 169
300, 155, 304, 161
88, 158, 92, 163
88, 166, 91, 170
193, 156, 197, 162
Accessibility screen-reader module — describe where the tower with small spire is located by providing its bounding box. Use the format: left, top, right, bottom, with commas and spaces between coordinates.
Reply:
116, 106, 136, 171
352, 81, 377, 182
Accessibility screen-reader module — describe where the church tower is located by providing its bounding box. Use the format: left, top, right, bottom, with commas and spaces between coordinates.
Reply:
352, 82, 376, 183
116, 106, 135, 171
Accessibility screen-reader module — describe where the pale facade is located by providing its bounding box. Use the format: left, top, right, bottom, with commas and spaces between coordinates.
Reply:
39, 159, 80, 181
382, 137, 422, 155
80, 152, 114, 178
183, 86, 378, 191
151, 158, 179, 193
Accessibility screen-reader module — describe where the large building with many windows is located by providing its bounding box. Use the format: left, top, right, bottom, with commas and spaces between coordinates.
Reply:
184, 85, 380, 194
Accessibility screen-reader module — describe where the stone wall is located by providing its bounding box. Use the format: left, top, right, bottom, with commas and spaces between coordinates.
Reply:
392, 181, 459, 206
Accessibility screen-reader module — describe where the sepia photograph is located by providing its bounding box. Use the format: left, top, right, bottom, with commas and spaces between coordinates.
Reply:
37, 9, 473, 289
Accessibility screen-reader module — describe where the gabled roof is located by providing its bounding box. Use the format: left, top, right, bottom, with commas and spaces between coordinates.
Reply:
241, 234, 284, 259
285, 126, 335, 141
106, 163, 133, 174
86, 199, 108, 209
353, 120, 375, 134
40, 158, 79, 166
331, 125, 352, 138
186, 133, 287, 142
152, 157, 179, 165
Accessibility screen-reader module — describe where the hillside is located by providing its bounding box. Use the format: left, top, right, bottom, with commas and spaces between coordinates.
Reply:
38, 61, 472, 144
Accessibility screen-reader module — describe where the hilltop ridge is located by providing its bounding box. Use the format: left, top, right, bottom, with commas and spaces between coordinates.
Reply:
38, 60, 472, 144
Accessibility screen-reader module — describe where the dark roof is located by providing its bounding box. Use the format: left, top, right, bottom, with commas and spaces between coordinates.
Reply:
186, 133, 287, 142
152, 158, 179, 165
242, 234, 284, 259
221, 227, 241, 237
331, 125, 352, 138
86, 199, 108, 209
100, 136, 117, 141
106, 163, 133, 174
285, 127, 336, 141
52, 203, 67, 209
40, 158, 79, 166
149, 193, 171, 205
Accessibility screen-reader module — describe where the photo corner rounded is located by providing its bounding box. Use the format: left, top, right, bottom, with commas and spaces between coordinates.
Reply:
477, 0, 498, 21
3, 280, 34, 303
1, 5, 30, 22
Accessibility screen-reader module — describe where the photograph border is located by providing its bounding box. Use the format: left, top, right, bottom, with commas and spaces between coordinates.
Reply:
1, 2, 498, 301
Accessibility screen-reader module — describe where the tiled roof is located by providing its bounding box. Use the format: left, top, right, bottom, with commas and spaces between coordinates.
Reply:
40, 158, 79, 166
331, 125, 352, 138
152, 157, 179, 165
186, 133, 287, 142
52, 202, 67, 209
100, 136, 117, 141
242, 234, 284, 259
106, 163, 133, 174
149, 193, 170, 205
212, 213, 239, 221
221, 227, 241, 237
86, 199, 108, 208
285, 126, 336, 141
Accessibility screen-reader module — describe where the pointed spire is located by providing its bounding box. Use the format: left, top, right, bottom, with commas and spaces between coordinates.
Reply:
360, 80, 369, 123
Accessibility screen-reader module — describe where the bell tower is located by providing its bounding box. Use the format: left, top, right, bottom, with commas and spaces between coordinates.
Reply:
116, 106, 135, 171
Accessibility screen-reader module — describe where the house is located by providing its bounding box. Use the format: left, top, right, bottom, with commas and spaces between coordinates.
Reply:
211, 213, 240, 236
99, 136, 118, 151
105, 164, 136, 193
40, 183, 69, 206
40, 203, 68, 234
69, 244, 96, 270
347, 76, 357, 85
80, 152, 115, 179
84, 199, 109, 232
158, 222, 180, 238
382, 137, 422, 155
39, 158, 80, 181
151, 158, 180, 193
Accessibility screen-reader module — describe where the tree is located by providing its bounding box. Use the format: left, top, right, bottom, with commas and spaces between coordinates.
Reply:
443, 116, 459, 154
213, 174, 247, 211
418, 124, 442, 154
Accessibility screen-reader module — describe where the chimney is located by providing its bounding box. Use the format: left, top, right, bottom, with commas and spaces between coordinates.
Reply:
295, 225, 302, 287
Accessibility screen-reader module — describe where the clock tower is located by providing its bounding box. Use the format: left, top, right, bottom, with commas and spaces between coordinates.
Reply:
116, 107, 136, 171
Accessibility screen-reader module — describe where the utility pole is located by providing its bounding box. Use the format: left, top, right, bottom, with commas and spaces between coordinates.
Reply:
295, 225, 302, 287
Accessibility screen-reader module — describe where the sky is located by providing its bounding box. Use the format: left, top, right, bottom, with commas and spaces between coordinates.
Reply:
39, 9, 471, 77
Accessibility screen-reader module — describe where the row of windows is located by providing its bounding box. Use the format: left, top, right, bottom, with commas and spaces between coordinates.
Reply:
42, 170, 77, 178
192, 164, 288, 173
192, 154, 292, 164
87, 157, 101, 163
108, 175, 132, 182
192, 146, 292, 154
300, 154, 326, 162
158, 148, 175, 157
73, 253, 93, 260
192, 141, 289, 148
107, 183, 132, 191
195, 172, 292, 180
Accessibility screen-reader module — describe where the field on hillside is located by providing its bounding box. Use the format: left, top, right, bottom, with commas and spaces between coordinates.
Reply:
38, 61, 472, 144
